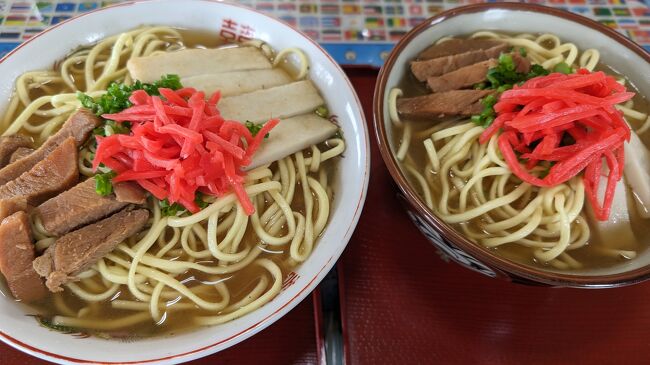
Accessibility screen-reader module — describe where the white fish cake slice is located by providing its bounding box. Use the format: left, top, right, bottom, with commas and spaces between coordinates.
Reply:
181, 68, 293, 97
127, 47, 272, 82
589, 177, 636, 250
248, 113, 338, 170
624, 131, 650, 218
219, 80, 324, 123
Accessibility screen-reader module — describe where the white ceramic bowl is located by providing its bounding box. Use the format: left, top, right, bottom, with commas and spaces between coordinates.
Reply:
0, 1, 369, 363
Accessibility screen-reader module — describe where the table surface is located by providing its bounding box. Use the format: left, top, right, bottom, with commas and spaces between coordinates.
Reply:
340, 68, 650, 365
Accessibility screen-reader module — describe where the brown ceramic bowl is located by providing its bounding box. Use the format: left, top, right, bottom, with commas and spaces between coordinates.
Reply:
374, 3, 650, 287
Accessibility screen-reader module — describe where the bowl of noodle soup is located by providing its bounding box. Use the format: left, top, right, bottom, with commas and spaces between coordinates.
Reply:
375, 3, 650, 287
0, 0, 368, 363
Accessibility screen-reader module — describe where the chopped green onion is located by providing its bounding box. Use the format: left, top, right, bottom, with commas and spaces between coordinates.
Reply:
159, 199, 185, 216
499, 53, 515, 71
519, 47, 527, 58
473, 82, 487, 90
94, 120, 131, 137
245, 120, 269, 139
315, 106, 329, 118
471, 94, 498, 128
527, 64, 550, 79
37, 316, 79, 334
195, 192, 209, 209
553, 62, 572, 74
245, 120, 263, 136
77, 74, 182, 117
95, 171, 117, 196
496, 84, 512, 93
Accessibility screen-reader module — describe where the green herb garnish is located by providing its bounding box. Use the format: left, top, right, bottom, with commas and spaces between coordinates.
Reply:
477, 53, 550, 91
132, 74, 182, 96
159, 199, 185, 216
195, 192, 209, 209
245, 120, 263, 136
474, 82, 487, 90
553, 62, 573, 74
471, 94, 498, 128
95, 171, 117, 196
526, 64, 550, 80
93, 120, 131, 137
38, 317, 79, 333
245, 120, 269, 139
77, 74, 182, 116
471, 52, 550, 127
519, 47, 527, 58
315, 105, 329, 118
160, 192, 208, 216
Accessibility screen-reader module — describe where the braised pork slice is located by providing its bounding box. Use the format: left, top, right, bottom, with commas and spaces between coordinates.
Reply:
9, 147, 34, 164
33, 208, 149, 292
397, 90, 495, 120
0, 197, 28, 222
35, 178, 131, 236
113, 182, 147, 204
0, 109, 99, 185
0, 211, 47, 302
0, 135, 32, 168
411, 43, 509, 81
417, 39, 507, 60
512, 53, 532, 73
0, 137, 78, 205
426, 54, 532, 93
427, 59, 498, 93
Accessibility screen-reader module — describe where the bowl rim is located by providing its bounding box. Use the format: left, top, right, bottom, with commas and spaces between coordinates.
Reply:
0, 0, 370, 363
373, 2, 650, 288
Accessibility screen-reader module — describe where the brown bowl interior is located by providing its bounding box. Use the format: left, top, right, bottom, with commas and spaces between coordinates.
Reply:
373, 2, 650, 287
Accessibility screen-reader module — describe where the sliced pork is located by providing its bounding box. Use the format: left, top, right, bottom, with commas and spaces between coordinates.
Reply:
417, 39, 507, 60
426, 54, 531, 93
0, 137, 78, 205
35, 178, 130, 236
411, 43, 509, 81
113, 182, 147, 204
512, 53, 532, 73
427, 59, 498, 93
397, 90, 495, 121
0, 197, 28, 222
0, 109, 99, 185
0, 135, 32, 168
9, 147, 34, 164
33, 208, 149, 292
0, 211, 47, 302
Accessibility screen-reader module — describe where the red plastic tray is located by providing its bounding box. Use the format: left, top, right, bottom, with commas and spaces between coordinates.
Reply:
340, 68, 650, 365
